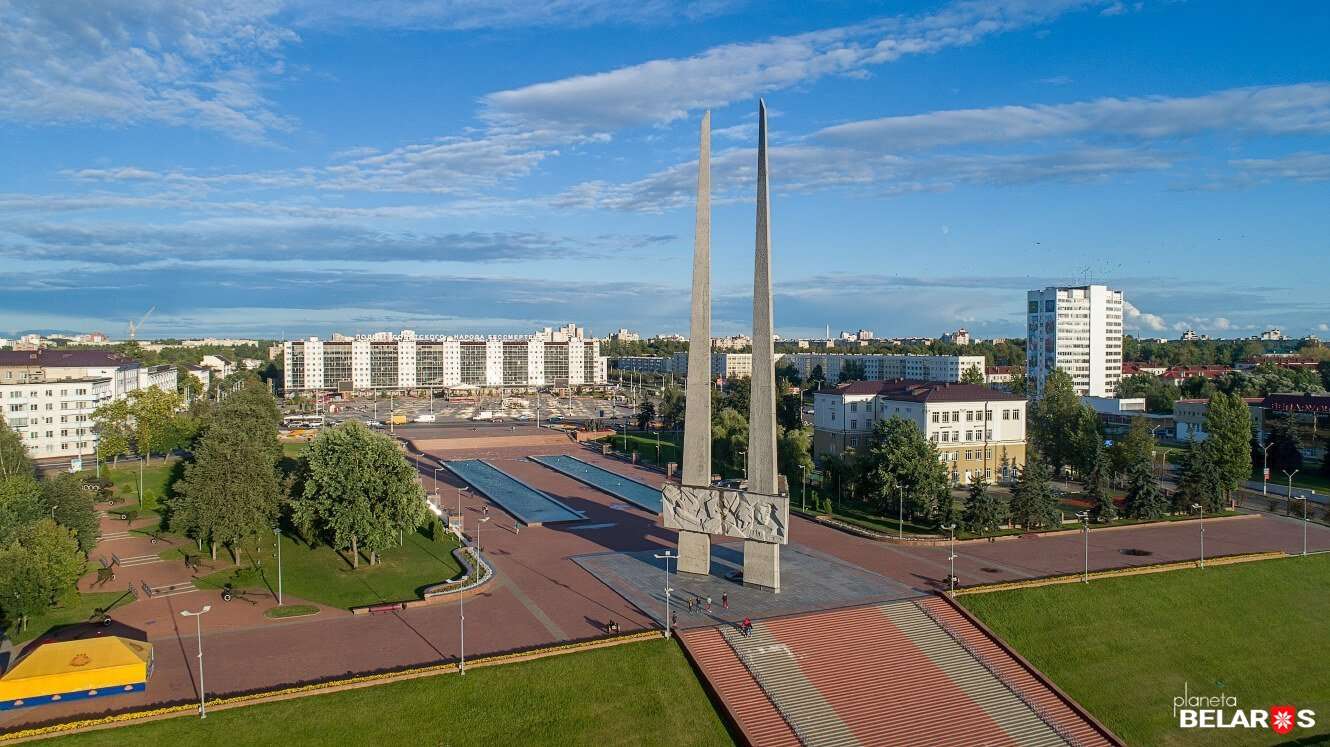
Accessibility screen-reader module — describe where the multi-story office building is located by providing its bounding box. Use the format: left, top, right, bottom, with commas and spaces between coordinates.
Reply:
1026, 285, 1124, 398
813, 380, 1027, 484
284, 324, 607, 393
785, 353, 986, 384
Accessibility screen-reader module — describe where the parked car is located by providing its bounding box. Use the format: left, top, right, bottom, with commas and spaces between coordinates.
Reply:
413, 413, 437, 423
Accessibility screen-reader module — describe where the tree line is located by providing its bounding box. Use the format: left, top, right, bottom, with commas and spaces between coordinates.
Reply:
0, 423, 102, 633
165, 378, 428, 568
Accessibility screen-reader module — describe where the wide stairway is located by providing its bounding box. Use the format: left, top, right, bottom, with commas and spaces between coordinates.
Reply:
680, 599, 1116, 747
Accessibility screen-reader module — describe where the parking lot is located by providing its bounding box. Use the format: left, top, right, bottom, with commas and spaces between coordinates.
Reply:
306, 393, 633, 426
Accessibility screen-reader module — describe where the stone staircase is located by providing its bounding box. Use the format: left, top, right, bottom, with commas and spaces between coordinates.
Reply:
114, 553, 163, 568
678, 628, 801, 747
880, 601, 1069, 747
682, 599, 1117, 746
719, 624, 860, 746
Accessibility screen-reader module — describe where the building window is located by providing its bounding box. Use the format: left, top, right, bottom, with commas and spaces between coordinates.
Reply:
966, 411, 973, 422
850, 420, 857, 430
941, 412, 949, 423
1003, 409, 1010, 420
932, 412, 939, 423
1013, 410, 1020, 420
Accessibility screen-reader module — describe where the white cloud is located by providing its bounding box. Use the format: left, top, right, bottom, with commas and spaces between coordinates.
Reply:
1229, 152, 1330, 183
551, 143, 1172, 212
1124, 301, 1167, 331
0, 0, 297, 142
814, 83, 1330, 150
1318, 323, 1329, 332
287, 0, 745, 30
482, 0, 1101, 132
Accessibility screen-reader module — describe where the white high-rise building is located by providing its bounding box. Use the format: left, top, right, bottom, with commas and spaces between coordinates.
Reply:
1026, 285, 1124, 398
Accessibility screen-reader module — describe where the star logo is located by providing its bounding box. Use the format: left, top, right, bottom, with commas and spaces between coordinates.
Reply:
1270, 706, 1296, 735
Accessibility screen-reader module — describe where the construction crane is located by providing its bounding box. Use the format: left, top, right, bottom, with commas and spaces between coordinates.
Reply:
127, 306, 155, 341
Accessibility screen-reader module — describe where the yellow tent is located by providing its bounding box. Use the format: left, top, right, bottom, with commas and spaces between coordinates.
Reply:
0, 637, 153, 711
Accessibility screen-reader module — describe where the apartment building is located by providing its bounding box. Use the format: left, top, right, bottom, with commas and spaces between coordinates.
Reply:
786, 353, 986, 384
813, 380, 1027, 484
284, 324, 607, 392
1026, 285, 1124, 398
1, 378, 112, 461
610, 357, 673, 375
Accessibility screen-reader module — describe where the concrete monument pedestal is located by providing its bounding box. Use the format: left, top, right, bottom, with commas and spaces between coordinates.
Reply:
677, 530, 712, 575
742, 539, 780, 591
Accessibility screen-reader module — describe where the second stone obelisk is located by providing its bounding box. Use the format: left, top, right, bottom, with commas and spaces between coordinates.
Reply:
677, 110, 713, 576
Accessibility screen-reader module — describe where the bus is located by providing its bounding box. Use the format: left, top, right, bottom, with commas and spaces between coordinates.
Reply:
282, 414, 326, 429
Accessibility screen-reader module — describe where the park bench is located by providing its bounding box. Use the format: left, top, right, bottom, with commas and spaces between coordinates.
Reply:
368, 603, 402, 615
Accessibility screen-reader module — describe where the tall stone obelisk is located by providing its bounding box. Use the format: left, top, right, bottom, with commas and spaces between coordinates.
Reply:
744, 100, 780, 590
677, 111, 713, 576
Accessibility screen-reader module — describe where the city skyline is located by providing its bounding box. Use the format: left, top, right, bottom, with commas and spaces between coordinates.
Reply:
3, 1, 1328, 339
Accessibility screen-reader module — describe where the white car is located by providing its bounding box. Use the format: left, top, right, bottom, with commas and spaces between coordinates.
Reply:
413, 413, 437, 423
516, 414, 532, 421
364, 419, 384, 428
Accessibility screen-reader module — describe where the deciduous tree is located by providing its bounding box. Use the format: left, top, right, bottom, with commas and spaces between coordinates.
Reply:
1204, 391, 1252, 502
855, 417, 950, 523
293, 422, 427, 568
42, 473, 101, 554
0, 519, 85, 633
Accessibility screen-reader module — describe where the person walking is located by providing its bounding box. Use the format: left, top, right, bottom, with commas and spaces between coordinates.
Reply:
741, 617, 752, 637
722, 592, 729, 610
687, 597, 695, 614
705, 596, 712, 614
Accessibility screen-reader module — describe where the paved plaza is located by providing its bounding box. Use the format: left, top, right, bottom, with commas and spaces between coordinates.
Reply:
4, 433, 1329, 734
575, 542, 919, 629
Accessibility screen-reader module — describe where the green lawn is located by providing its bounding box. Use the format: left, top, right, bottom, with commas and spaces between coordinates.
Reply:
1254, 468, 1330, 494
960, 554, 1330, 746
43, 638, 733, 747
281, 441, 310, 459
4, 590, 126, 644
98, 459, 179, 513
606, 430, 683, 470
196, 520, 465, 609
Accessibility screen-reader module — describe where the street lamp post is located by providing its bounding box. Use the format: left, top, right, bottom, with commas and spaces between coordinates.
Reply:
1284, 470, 1299, 506
273, 527, 283, 605
179, 605, 212, 718
1293, 495, 1309, 556
942, 523, 957, 592
898, 484, 905, 540
653, 550, 675, 638
1076, 511, 1090, 583
1261, 442, 1273, 495
1192, 503, 1205, 568
800, 465, 808, 511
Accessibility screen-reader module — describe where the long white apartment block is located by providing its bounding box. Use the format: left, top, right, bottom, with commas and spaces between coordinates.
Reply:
785, 353, 986, 384
1026, 285, 1124, 398
284, 324, 608, 392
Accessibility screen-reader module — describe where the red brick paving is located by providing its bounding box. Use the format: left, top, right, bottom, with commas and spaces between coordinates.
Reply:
4, 439, 1326, 733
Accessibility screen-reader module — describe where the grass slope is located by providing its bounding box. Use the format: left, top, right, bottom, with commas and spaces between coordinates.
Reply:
960, 554, 1330, 746
5, 590, 125, 644
197, 521, 464, 609
100, 460, 178, 513
45, 638, 734, 747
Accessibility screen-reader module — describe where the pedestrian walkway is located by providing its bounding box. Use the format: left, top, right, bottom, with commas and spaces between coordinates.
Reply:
680, 599, 1118, 746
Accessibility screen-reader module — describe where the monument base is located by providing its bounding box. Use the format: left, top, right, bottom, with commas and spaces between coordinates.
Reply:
742, 539, 780, 592
677, 530, 711, 575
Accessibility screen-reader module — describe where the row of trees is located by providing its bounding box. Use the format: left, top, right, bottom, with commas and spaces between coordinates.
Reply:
166, 378, 429, 568
0, 423, 101, 633
92, 387, 194, 465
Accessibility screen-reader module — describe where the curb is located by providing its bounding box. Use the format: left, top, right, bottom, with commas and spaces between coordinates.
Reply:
800, 510, 1260, 547
952, 551, 1287, 595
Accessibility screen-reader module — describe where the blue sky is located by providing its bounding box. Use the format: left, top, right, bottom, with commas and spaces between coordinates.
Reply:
2, 0, 1328, 341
